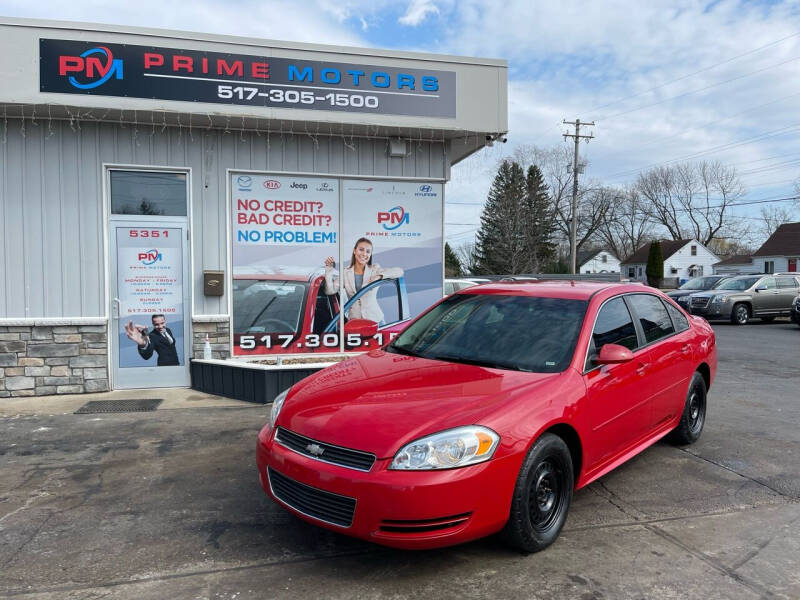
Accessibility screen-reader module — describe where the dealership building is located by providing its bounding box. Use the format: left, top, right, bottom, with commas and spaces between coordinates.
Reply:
0, 17, 507, 397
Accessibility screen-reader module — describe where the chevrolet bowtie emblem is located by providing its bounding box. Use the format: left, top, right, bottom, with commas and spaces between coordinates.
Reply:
306, 443, 324, 456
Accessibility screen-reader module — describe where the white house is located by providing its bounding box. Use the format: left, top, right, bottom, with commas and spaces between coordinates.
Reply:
577, 249, 621, 274
620, 239, 719, 285
712, 255, 759, 275
751, 222, 800, 274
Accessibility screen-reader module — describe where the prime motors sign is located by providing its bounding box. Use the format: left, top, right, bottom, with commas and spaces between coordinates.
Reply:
39, 39, 456, 118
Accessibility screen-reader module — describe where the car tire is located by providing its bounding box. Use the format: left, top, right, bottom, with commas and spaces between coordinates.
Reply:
760, 316, 776, 323
668, 372, 707, 445
501, 433, 573, 553
731, 303, 750, 325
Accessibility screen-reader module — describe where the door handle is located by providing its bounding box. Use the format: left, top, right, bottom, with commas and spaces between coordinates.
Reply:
111, 298, 121, 319
681, 344, 691, 355
636, 362, 648, 376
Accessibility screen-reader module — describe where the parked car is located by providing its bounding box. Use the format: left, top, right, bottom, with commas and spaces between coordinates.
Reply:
791, 293, 800, 327
665, 275, 730, 310
257, 281, 716, 551
688, 274, 800, 325
444, 278, 479, 295
233, 267, 411, 355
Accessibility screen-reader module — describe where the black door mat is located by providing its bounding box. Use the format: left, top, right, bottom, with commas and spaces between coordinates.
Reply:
75, 399, 163, 414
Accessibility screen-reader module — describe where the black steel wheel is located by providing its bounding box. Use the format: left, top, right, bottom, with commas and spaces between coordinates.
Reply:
669, 371, 707, 445
731, 303, 750, 325
501, 433, 573, 553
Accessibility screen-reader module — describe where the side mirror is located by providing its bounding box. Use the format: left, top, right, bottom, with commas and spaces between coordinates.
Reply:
344, 318, 379, 338
595, 343, 634, 365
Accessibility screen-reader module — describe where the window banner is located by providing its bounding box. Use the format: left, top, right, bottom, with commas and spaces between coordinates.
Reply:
230, 173, 443, 356
338, 180, 443, 351
231, 174, 340, 355
116, 227, 185, 368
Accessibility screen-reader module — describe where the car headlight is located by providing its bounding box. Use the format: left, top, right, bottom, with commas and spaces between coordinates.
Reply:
794, 297, 800, 308
389, 426, 500, 470
269, 388, 290, 428
711, 294, 728, 304
677, 295, 688, 303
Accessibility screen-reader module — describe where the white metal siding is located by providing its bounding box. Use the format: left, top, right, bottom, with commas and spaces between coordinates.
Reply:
581, 252, 621, 274
664, 242, 718, 280
0, 118, 446, 318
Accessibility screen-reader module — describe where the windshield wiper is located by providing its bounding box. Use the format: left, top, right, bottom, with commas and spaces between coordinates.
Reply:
427, 354, 520, 370
387, 345, 422, 358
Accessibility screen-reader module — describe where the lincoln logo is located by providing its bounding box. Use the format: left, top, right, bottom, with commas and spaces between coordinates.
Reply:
59, 46, 124, 90
306, 443, 325, 456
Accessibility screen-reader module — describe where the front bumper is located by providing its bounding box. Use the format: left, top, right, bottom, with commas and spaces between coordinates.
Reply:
791, 305, 800, 325
256, 425, 520, 549
689, 301, 733, 320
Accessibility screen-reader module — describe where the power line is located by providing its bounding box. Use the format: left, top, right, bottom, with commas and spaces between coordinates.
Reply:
586, 30, 800, 114
598, 55, 800, 122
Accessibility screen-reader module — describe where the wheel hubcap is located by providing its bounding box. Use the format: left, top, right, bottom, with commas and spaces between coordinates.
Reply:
529, 459, 562, 529
688, 389, 704, 431
737, 307, 747, 322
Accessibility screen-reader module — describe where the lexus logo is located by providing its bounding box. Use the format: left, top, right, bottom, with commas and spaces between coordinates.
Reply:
306, 443, 324, 456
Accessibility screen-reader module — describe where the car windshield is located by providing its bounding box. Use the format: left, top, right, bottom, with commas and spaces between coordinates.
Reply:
679, 277, 720, 290
232, 280, 308, 334
715, 277, 760, 291
388, 293, 588, 373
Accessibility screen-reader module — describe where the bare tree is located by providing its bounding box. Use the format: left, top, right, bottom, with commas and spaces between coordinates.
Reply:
636, 160, 747, 246
512, 144, 613, 252
759, 204, 797, 238
454, 241, 477, 274
595, 186, 655, 261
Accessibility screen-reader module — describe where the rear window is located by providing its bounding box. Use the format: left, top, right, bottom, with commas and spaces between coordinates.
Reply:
389, 294, 588, 373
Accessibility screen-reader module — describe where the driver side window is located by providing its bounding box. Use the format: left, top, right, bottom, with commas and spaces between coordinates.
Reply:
586, 297, 638, 370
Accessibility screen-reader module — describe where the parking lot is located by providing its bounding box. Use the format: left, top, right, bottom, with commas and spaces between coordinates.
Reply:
1, 320, 799, 600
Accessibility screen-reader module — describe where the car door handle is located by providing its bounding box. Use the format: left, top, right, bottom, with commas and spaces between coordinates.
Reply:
636, 362, 648, 376
681, 344, 691, 355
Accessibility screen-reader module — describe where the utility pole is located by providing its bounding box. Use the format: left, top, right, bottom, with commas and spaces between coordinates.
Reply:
563, 118, 595, 274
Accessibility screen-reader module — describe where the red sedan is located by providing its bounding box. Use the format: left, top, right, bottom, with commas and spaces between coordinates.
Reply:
256, 281, 716, 552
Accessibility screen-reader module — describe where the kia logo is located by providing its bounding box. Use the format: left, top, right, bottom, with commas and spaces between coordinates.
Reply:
264, 180, 281, 189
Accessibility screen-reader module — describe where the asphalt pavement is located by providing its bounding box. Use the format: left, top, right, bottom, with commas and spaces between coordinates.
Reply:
1, 320, 799, 599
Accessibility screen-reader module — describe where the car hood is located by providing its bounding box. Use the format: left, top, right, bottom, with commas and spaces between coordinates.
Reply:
666, 290, 693, 298
278, 350, 561, 458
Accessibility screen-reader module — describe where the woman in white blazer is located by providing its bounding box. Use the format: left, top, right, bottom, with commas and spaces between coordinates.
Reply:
324, 237, 404, 324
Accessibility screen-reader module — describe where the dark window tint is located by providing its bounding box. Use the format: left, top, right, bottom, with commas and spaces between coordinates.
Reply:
111, 171, 187, 216
628, 294, 675, 344
776, 277, 797, 289
664, 301, 689, 332
592, 297, 638, 352
389, 294, 587, 373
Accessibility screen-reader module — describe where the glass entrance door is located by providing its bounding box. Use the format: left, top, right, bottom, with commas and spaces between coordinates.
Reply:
110, 221, 190, 388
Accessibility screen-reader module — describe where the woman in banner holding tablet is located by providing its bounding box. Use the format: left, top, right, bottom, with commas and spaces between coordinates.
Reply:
324, 237, 403, 325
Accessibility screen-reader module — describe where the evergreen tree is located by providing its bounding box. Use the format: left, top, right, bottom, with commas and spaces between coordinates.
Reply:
523, 164, 557, 271
646, 240, 664, 287
472, 160, 527, 275
444, 242, 463, 277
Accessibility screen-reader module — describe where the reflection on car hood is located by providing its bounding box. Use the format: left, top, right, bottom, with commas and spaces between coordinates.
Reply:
690, 291, 717, 298
279, 350, 561, 458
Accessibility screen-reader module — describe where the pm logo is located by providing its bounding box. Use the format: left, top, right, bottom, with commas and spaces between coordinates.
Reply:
59, 46, 124, 90
138, 249, 162, 265
378, 206, 410, 230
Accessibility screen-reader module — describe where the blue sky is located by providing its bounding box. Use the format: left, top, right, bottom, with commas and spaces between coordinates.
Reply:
2, 0, 799, 251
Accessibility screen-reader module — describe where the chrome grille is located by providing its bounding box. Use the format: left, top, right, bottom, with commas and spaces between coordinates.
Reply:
268, 468, 356, 527
691, 296, 710, 308
276, 427, 376, 472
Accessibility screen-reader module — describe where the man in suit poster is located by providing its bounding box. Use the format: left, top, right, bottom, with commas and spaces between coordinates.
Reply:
124, 314, 181, 366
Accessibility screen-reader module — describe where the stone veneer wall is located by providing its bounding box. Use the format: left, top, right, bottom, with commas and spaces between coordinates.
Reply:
192, 317, 230, 360
0, 322, 109, 397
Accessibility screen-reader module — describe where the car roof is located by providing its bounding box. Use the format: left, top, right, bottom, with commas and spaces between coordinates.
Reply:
460, 280, 645, 301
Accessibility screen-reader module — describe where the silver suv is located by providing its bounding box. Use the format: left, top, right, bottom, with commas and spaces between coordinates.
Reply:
688, 274, 800, 324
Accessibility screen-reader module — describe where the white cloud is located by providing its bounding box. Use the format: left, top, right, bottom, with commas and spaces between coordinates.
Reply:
398, 0, 440, 26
